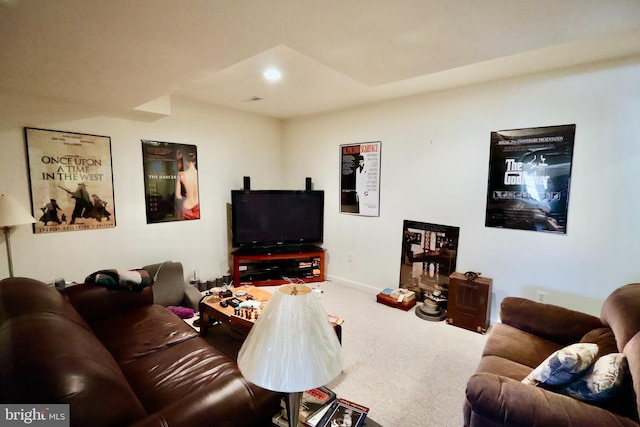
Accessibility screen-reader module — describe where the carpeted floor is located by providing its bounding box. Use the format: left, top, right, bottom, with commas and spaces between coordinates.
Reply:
199, 280, 488, 427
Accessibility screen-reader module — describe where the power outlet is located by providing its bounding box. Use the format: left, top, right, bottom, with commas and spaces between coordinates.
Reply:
536, 290, 547, 303
347, 254, 353, 263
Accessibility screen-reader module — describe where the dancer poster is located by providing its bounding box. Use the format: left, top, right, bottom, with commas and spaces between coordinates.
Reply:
339, 141, 381, 216
485, 124, 575, 234
25, 127, 116, 234
142, 140, 200, 224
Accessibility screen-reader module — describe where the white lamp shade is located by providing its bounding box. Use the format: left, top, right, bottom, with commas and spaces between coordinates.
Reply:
237, 285, 343, 393
0, 194, 36, 228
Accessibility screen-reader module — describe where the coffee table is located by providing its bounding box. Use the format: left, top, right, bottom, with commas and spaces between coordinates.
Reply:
199, 286, 343, 343
199, 285, 272, 337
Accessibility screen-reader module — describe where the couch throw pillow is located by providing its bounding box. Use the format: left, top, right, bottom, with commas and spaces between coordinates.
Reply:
85, 269, 152, 292
561, 353, 627, 402
522, 343, 598, 386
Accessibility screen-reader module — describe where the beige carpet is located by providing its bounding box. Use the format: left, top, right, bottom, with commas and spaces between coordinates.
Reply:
201, 280, 488, 427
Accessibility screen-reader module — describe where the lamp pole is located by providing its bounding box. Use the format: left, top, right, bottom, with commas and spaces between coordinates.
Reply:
0, 194, 37, 278
3, 226, 14, 277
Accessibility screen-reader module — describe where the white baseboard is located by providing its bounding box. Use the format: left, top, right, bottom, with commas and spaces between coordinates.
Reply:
325, 274, 381, 296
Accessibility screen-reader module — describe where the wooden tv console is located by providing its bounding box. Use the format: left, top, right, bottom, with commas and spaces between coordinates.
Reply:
232, 246, 325, 286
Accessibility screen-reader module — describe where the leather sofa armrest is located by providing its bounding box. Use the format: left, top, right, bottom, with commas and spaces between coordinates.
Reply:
60, 283, 153, 323
466, 373, 637, 427
500, 297, 603, 345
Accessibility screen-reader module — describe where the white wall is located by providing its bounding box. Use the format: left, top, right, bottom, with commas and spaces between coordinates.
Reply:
0, 94, 283, 283
282, 57, 640, 319
2, 57, 638, 321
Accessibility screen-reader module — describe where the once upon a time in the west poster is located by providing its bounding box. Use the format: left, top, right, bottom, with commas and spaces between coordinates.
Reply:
25, 127, 116, 234
340, 141, 381, 216
485, 124, 575, 234
142, 140, 200, 224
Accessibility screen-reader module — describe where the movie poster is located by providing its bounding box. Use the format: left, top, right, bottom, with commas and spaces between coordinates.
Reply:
485, 124, 575, 234
141, 140, 200, 224
399, 220, 459, 304
340, 141, 381, 216
25, 128, 116, 234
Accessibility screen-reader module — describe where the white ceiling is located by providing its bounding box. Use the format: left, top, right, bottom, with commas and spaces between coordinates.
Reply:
1, 0, 640, 120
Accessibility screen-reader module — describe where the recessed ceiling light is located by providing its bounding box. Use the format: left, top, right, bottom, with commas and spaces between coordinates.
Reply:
263, 68, 282, 82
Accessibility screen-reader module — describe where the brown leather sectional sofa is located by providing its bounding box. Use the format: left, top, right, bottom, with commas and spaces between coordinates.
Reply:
465, 283, 640, 426
0, 276, 282, 427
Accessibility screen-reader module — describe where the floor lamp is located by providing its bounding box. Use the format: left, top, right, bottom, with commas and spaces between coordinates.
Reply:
237, 284, 343, 427
0, 194, 36, 278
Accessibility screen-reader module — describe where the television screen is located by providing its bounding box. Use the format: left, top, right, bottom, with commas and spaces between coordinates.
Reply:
231, 190, 324, 248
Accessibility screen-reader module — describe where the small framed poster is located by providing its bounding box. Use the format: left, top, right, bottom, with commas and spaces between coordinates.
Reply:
399, 220, 459, 303
141, 140, 200, 223
339, 141, 381, 216
485, 124, 575, 233
25, 127, 116, 234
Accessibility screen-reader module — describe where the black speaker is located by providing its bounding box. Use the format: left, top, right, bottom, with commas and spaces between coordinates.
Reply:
243, 176, 250, 190
305, 177, 312, 191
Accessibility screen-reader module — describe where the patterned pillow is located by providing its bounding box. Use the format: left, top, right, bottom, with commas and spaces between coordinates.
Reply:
522, 343, 598, 386
561, 353, 627, 402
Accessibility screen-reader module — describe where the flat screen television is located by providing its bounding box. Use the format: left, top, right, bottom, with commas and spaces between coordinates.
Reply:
231, 190, 324, 248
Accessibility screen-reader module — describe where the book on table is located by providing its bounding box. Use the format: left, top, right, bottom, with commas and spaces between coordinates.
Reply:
316, 398, 369, 427
304, 405, 332, 427
272, 405, 333, 427
272, 386, 337, 427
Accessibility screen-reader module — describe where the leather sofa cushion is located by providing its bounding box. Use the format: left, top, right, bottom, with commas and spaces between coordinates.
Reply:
90, 304, 198, 364
0, 311, 147, 427
0, 277, 90, 330
62, 281, 153, 322
119, 336, 282, 426
120, 337, 240, 411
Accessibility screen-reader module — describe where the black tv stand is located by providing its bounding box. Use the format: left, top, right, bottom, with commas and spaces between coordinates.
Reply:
232, 246, 325, 286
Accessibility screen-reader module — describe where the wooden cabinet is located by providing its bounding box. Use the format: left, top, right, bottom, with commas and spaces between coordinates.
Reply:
446, 272, 492, 334
232, 247, 325, 286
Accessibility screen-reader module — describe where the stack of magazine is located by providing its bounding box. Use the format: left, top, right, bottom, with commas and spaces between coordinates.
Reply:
272, 387, 369, 427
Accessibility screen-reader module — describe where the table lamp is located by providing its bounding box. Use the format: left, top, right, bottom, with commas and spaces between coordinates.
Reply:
238, 284, 343, 427
0, 194, 36, 278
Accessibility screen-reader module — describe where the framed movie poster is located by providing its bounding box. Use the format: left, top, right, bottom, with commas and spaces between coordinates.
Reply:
141, 140, 200, 224
399, 220, 459, 304
25, 127, 116, 234
485, 124, 575, 233
340, 141, 381, 216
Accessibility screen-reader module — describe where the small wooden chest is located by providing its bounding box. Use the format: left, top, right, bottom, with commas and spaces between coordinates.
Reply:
446, 272, 492, 334
376, 292, 416, 311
